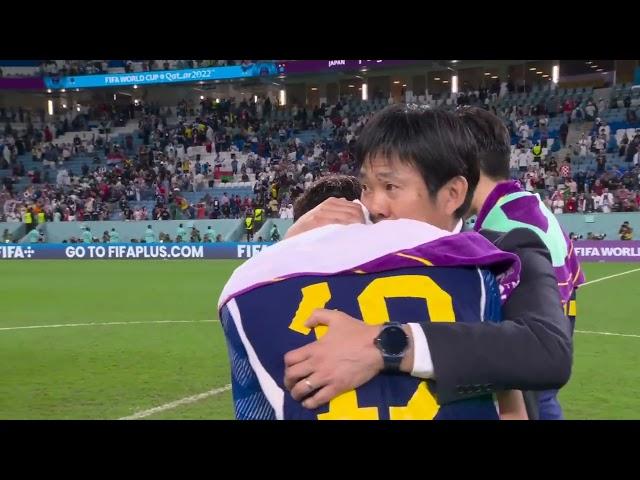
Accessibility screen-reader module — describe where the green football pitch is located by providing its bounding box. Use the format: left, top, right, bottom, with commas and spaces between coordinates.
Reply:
0, 260, 638, 420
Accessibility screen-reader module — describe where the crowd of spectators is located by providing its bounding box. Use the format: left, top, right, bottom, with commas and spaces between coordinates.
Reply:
2, 89, 640, 243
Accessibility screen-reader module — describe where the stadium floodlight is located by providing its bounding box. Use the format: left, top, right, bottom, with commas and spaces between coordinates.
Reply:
47, 100, 53, 116
279, 89, 286, 106
451, 75, 458, 94
362, 83, 368, 101
552, 65, 559, 83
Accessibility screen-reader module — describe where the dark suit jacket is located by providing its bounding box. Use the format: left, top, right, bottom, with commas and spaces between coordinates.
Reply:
421, 227, 573, 405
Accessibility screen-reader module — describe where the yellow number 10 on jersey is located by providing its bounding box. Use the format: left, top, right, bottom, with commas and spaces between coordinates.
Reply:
288, 275, 456, 420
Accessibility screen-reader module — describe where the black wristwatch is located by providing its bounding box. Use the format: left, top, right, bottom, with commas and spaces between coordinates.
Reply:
374, 323, 409, 373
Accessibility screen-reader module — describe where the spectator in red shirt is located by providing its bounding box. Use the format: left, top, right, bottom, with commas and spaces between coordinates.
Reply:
197, 203, 206, 219
565, 195, 577, 213
560, 160, 571, 180
592, 180, 604, 196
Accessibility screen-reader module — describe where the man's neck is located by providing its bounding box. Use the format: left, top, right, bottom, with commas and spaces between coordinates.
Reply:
469, 175, 500, 217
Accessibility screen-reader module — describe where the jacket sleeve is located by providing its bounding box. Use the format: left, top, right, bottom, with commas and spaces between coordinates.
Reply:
420, 228, 573, 404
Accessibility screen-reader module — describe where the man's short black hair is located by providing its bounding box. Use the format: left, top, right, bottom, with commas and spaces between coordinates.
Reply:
454, 106, 511, 180
354, 104, 479, 219
293, 175, 362, 221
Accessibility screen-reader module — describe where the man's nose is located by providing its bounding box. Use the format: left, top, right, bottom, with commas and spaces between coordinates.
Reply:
366, 193, 391, 222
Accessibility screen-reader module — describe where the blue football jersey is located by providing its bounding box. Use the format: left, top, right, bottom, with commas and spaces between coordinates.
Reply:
221, 265, 503, 420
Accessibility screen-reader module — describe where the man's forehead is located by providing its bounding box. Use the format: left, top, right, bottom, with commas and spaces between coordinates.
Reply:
359, 156, 414, 177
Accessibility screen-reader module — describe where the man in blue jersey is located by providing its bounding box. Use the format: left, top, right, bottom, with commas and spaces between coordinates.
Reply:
218, 108, 529, 420
282, 105, 571, 418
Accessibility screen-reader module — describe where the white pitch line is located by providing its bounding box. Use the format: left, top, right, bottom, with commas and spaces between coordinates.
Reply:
119, 384, 232, 420
575, 330, 640, 339
573, 267, 640, 339
0, 319, 219, 332
8, 265, 640, 419
580, 267, 640, 287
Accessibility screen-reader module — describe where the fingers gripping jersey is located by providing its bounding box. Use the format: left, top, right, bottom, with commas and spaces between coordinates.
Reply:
221, 265, 504, 420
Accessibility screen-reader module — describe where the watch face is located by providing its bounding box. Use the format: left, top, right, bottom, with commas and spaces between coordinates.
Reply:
379, 325, 408, 356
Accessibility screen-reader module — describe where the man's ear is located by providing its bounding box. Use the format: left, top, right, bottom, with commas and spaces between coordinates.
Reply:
439, 176, 469, 217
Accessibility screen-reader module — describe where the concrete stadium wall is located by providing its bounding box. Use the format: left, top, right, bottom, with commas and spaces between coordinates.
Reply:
0, 222, 25, 243
13, 213, 640, 244
555, 213, 640, 240
18, 219, 244, 243
253, 219, 294, 241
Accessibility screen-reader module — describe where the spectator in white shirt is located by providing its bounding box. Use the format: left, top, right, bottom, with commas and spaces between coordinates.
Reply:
592, 193, 602, 210
600, 188, 614, 213
566, 178, 578, 195
578, 135, 589, 158
509, 150, 519, 170
551, 190, 565, 214
518, 123, 529, 139
517, 148, 532, 172
284, 203, 294, 219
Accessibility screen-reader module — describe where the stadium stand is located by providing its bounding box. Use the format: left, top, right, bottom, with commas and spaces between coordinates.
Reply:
2, 62, 640, 243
